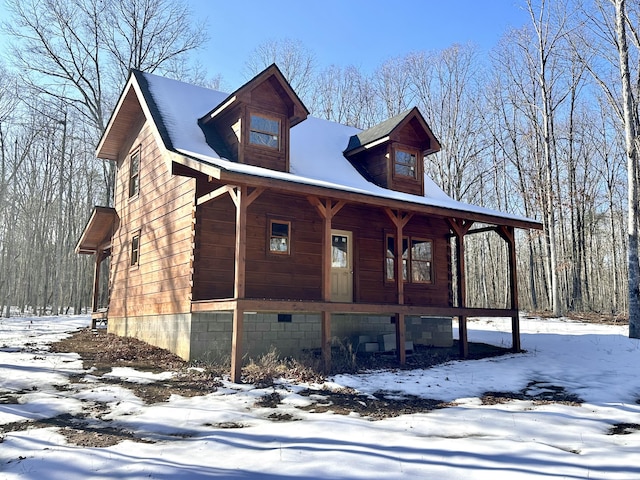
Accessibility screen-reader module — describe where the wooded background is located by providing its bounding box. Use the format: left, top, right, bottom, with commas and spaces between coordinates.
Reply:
0, 0, 638, 320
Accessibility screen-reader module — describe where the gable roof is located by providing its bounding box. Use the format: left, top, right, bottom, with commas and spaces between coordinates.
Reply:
200, 64, 309, 127
344, 107, 441, 155
97, 69, 541, 230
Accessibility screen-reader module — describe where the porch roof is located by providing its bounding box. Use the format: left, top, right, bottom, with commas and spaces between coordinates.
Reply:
75, 207, 118, 254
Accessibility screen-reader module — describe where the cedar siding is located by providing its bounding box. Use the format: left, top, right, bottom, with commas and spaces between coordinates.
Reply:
109, 120, 196, 318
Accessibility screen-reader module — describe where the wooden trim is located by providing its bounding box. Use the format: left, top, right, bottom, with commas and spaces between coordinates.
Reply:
197, 185, 236, 206
191, 298, 517, 318
384, 209, 413, 308
447, 218, 474, 358
211, 169, 542, 230
498, 225, 521, 352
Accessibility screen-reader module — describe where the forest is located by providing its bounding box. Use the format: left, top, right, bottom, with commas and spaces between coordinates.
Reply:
0, 0, 638, 326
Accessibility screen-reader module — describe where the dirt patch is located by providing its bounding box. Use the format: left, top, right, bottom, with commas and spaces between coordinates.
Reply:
51, 328, 223, 403
0, 414, 153, 448
608, 423, 640, 435
297, 387, 452, 420
481, 380, 583, 406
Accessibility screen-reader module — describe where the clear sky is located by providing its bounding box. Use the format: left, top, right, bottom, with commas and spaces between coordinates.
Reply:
192, 0, 531, 87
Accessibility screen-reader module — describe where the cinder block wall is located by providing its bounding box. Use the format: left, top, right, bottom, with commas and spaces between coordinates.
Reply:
406, 316, 453, 347
190, 312, 233, 362
242, 313, 321, 358
108, 313, 193, 360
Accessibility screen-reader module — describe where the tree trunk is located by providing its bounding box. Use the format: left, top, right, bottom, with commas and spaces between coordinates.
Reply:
615, 0, 640, 337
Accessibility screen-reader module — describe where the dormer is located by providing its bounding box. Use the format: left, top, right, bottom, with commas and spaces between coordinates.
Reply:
344, 108, 441, 196
199, 64, 309, 172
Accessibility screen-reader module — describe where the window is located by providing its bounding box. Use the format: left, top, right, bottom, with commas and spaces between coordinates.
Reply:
410, 239, 433, 283
129, 148, 140, 198
130, 231, 141, 267
386, 234, 433, 284
269, 220, 290, 254
249, 114, 280, 149
386, 235, 408, 281
394, 148, 417, 178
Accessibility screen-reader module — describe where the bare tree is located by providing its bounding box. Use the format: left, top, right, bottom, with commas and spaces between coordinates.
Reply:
613, 0, 640, 337
244, 38, 316, 102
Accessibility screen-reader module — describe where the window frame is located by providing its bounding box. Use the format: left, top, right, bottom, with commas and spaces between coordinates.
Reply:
385, 233, 433, 284
130, 230, 141, 268
128, 146, 141, 199
409, 237, 433, 284
248, 112, 282, 150
268, 219, 291, 255
392, 146, 419, 180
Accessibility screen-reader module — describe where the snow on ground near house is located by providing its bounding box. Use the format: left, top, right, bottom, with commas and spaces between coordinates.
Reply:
1, 315, 640, 479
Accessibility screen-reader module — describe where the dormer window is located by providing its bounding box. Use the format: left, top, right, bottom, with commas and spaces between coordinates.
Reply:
249, 114, 280, 149
394, 148, 418, 179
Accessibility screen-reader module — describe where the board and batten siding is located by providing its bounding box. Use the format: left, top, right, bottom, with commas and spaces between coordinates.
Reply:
109, 120, 196, 318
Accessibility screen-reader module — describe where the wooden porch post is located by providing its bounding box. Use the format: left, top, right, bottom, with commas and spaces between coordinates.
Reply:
308, 197, 345, 373
228, 186, 263, 383
92, 250, 102, 313
499, 225, 521, 352
448, 219, 473, 358
91, 250, 103, 329
385, 209, 413, 365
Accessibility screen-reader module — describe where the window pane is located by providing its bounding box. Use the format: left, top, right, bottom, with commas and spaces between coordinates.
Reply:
129, 151, 140, 197
250, 131, 279, 148
332, 235, 348, 268
250, 114, 279, 149
130, 235, 140, 266
270, 221, 289, 253
411, 239, 432, 283
251, 115, 279, 134
394, 149, 417, 178
386, 236, 395, 280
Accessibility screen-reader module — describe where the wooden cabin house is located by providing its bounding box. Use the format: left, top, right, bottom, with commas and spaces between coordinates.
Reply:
76, 65, 542, 381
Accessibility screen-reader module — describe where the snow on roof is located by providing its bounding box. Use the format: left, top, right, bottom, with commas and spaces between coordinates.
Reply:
140, 71, 538, 227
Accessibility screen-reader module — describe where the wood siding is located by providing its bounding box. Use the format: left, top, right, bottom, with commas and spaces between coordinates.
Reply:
109, 120, 196, 318
192, 182, 452, 307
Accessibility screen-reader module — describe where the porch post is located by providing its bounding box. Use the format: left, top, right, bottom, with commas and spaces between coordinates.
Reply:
92, 250, 102, 314
231, 305, 244, 383
228, 186, 263, 383
448, 219, 473, 358
308, 197, 345, 373
499, 225, 521, 352
384, 209, 413, 365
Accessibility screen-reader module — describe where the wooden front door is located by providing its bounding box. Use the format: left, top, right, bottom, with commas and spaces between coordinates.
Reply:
331, 230, 353, 302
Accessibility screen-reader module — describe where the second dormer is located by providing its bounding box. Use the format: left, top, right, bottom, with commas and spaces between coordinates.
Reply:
199, 64, 309, 172
344, 108, 441, 196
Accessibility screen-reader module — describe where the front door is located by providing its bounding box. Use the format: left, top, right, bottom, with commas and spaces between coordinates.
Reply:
331, 230, 353, 302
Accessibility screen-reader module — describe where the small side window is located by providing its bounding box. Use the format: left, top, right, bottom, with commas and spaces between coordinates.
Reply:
250, 114, 280, 149
130, 231, 141, 267
129, 148, 140, 198
269, 220, 290, 254
394, 148, 417, 178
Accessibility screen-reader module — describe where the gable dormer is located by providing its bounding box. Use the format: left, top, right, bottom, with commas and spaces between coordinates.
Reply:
199, 64, 308, 172
344, 108, 440, 196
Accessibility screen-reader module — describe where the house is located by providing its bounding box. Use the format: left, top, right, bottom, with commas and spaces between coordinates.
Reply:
76, 65, 542, 382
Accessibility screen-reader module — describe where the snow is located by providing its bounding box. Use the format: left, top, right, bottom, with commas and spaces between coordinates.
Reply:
2, 314, 640, 479
141, 72, 535, 225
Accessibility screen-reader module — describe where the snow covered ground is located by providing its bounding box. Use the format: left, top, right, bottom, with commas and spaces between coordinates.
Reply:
1, 314, 639, 479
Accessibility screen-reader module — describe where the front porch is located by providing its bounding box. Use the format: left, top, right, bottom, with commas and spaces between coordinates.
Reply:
192, 298, 521, 382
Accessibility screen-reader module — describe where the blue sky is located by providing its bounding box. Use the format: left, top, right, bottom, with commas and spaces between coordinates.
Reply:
193, 0, 531, 87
